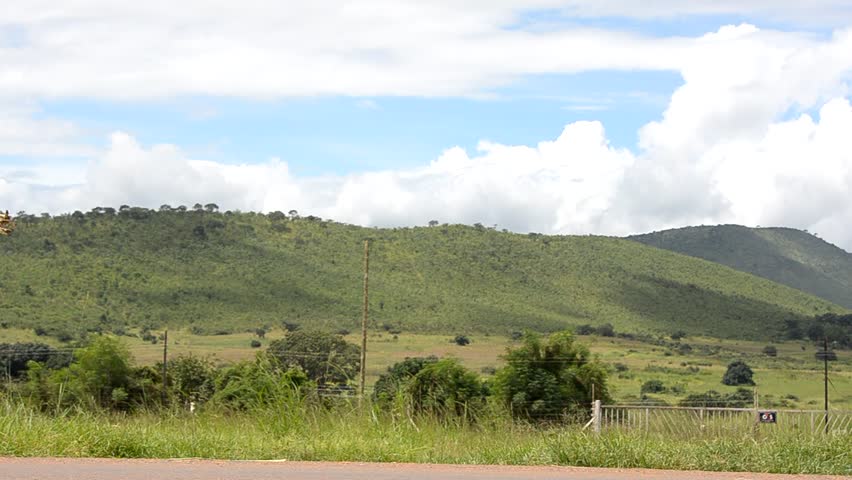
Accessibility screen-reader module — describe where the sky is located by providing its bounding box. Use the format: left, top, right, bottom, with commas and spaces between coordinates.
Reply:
2, 1, 852, 249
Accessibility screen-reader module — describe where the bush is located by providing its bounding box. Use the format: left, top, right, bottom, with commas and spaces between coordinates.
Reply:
613, 363, 629, 372
574, 324, 595, 335
762, 345, 777, 357
267, 330, 359, 385
641, 379, 666, 394
596, 323, 615, 337
406, 359, 486, 419
169, 355, 216, 404
250, 340, 262, 348
722, 360, 755, 386
453, 335, 470, 346
493, 331, 609, 422
670, 330, 687, 341
372, 356, 438, 407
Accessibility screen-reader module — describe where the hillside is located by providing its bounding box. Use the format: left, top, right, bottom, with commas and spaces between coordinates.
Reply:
0, 209, 843, 341
629, 225, 852, 309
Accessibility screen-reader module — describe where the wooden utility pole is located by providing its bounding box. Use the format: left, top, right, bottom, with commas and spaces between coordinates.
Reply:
359, 240, 370, 400
161, 330, 168, 405
824, 336, 829, 434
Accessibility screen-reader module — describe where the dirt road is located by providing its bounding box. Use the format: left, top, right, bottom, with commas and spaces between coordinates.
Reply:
0, 458, 847, 480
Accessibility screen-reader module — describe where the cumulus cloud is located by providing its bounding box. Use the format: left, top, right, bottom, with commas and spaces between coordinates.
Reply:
1, 19, 852, 250
1, 1, 694, 99
3, 96, 852, 249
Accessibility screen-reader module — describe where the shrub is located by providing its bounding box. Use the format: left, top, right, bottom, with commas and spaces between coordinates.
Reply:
574, 324, 595, 335
640, 379, 666, 394
762, 345, 777, 357
406, 359, 486, 419
372, 356, 438, 407
670, 330, 687, 341
169, 355, 216, 404
453, 335, 470, 346
267, 330, 359, 385
613, 363, 629, 372
250, 340, 262, 348
493, 331, 609, 422
596, 323, 615, 337
722, 360, 755, 386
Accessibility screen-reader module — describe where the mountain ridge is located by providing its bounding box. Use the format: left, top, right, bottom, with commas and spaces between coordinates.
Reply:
0, 210, 843, 342
628, 224, 852, 309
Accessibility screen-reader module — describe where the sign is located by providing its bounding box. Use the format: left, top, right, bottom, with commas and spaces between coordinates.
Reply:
758, 411, 777, 423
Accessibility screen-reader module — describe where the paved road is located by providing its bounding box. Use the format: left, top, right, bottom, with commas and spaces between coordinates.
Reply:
0, 458, 847, 480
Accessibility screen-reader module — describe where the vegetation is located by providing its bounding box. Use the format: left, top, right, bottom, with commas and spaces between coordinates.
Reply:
630, 224, 852, 309
493, 332, 609, 421
266, 330, 360, 386
722, 360, 755, 386
0, 209, 845, 343
0, 401, 849, 475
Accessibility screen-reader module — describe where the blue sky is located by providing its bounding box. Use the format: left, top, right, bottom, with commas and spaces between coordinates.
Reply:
1, 1, 852, 248
39, 70, 682, 175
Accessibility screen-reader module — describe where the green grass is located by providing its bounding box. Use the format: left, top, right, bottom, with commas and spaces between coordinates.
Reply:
0, 211, 845, 342
0, 401, 848, 474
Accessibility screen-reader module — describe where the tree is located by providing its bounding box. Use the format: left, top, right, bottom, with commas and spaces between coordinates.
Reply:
204, 203, 219, 213
671, 330, 687, 341
406, 358, 486, 419
454, 335, 470, 346
168, 355, 216, 404
493, 331, 609, 421
428, 220, 439, 227
806, 323, 825, 342
372, 356, 438, 407
193, 203, 204, 212
267, 330, 360, 385
762, 345, 777, 357
66, 336, 134, 409
595, 323, 615, 337
722, 360, 755, 386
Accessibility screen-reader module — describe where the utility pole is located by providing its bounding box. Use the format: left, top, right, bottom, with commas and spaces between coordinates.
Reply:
359, 240, 370, 401
823, 336, 829, 434
162, 330, 168, 405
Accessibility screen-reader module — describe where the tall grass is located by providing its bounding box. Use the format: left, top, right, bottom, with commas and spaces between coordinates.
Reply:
0, 398, 849, 475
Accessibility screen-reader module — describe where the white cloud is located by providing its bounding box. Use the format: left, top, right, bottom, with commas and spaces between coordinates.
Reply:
0, 101, 95, 157
557, 1, 852, 25
1, 17, 852, 250
1, 1, 697, 100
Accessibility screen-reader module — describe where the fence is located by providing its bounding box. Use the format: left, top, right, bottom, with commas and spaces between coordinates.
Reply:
592, 401, 852, 437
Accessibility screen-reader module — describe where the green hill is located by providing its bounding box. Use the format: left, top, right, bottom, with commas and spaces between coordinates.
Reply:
0, 209, 843, 341
629, 225, 852, 309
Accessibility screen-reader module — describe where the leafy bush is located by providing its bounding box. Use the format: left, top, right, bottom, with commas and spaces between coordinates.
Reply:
169, 355, 216, 405
453, 335, 470, 346
406, 359, 486, 419
722, 360, 755, 386
762, 345, 777, 357
267, 330, 359, 385
493, 331, 609, 422
640, 379, 666, 394
250, 340, 262, 348
372, 356, 438, 407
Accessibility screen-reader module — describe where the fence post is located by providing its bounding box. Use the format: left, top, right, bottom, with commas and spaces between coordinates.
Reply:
593, 400, 601, 435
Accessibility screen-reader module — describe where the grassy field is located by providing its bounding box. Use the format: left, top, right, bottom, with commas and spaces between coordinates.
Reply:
7, 328, 845, 409
0, 401, 849, 475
